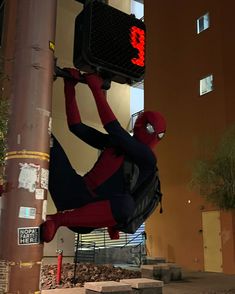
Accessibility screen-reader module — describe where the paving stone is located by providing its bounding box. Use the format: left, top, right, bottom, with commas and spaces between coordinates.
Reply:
140, 266, 155, 279
42, 289, 85, 294
167, 263, 182, 281
120, 278, 163, 289
86, 291, 132, 294
158, 265, 171, 284
84, 281, 132, 293
141, 264, 171, 284
120, 278, 163, 294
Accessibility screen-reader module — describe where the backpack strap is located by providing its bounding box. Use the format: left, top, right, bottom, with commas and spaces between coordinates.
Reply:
156, 175, 163, 213
123, 157, 139, 193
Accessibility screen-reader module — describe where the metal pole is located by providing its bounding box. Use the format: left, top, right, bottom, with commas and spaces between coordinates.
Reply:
0, 0, 57, 293
56, 250, 63, 285
73, 235, 80, 285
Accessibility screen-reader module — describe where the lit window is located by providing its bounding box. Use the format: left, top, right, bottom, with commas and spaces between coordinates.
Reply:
200, 74, 213, 96
197, 13, 210, 34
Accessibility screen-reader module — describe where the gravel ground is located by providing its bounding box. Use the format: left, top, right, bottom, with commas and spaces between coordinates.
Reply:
41, 263, 141, 290
41, 264, 235, 294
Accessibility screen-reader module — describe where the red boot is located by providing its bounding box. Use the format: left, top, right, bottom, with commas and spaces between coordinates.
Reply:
40, 200, 117, 242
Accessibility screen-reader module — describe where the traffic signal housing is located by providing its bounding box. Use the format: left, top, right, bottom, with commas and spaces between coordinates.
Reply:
73, 0, 146, 85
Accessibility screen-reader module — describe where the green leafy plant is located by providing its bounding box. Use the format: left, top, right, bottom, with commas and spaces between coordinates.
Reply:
191, 125, 235, 210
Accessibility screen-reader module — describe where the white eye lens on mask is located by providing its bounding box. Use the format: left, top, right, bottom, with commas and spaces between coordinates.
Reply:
157, 132, 165, 139
146, 123, 155, 134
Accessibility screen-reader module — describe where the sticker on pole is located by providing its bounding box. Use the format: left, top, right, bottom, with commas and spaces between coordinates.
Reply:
35, 188, 44, 200
19, 207, 36, 219
18, 163, 40, 192
18, 227, 40, 245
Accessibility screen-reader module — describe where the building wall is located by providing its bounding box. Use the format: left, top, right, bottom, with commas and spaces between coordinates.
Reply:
144, 0, 235, 273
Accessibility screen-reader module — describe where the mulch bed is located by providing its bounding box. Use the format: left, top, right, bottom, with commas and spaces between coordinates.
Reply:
41, 263, 141, 290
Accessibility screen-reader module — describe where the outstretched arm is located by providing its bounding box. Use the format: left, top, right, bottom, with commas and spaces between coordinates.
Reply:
105, 120, 156, 168
63, 69, 109, 150
69, 123, 110, 150
64, 69, 81, 126
85, 74, 117, 126
85, 74, 156, 168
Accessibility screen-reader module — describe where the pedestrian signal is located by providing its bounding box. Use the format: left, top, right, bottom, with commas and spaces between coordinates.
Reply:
73, 0, 146, 85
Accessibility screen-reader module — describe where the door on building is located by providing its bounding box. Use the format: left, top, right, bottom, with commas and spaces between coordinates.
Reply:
202, 210, 223, 272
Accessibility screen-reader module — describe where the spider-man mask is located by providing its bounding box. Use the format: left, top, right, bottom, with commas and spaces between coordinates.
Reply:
133, 111, 166, 148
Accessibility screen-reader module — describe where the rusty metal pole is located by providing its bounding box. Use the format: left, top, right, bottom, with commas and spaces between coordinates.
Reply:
0, 0, 57, 293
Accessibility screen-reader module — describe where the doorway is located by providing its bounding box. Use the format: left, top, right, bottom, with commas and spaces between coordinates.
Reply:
202, 210, 223, 272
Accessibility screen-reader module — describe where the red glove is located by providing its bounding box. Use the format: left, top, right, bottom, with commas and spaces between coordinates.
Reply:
108, 226, 120, 240
63, 68, 81, 87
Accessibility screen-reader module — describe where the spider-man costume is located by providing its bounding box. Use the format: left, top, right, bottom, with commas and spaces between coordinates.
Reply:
41, 69, 166, 242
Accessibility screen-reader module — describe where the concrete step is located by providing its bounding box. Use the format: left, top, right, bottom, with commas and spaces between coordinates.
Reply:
140, 263, 182, 284
144, 257, 166, 265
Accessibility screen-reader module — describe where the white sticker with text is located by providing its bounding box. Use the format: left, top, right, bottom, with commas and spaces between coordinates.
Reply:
19, 207, 36, 219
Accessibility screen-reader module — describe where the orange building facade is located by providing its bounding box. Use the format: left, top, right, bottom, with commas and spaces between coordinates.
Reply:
144, 0, 235, 274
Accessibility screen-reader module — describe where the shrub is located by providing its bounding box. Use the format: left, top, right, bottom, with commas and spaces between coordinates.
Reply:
191, 125, 235, 210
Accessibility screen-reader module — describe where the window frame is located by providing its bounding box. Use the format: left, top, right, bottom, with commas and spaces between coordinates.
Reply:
197, 12, 210, 34
199, 74, 213, 96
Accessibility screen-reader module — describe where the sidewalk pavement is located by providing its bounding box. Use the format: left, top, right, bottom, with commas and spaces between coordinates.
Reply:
41, 270, 235, 294
163, 271, 235, 294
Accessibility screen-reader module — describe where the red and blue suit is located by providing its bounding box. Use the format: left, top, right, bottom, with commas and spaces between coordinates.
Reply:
41, 69, 166, 242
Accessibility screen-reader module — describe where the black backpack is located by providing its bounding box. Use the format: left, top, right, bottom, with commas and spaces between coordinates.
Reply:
69, 158, 163, 235
114, 158, 163, 234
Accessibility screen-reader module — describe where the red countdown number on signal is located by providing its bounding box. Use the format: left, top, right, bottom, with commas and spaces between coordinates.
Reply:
130, 26, 145, 67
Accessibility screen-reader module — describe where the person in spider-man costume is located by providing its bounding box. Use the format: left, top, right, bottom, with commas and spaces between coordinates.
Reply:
41, 68, 166, 242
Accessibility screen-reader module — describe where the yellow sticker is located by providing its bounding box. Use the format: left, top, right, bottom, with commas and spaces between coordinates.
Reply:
49, 41, 55, 52
20, 262, 33, 268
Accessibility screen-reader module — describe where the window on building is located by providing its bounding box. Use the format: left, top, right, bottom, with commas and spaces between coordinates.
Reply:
197, 13, 210, 34
200, 74, 213, 95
